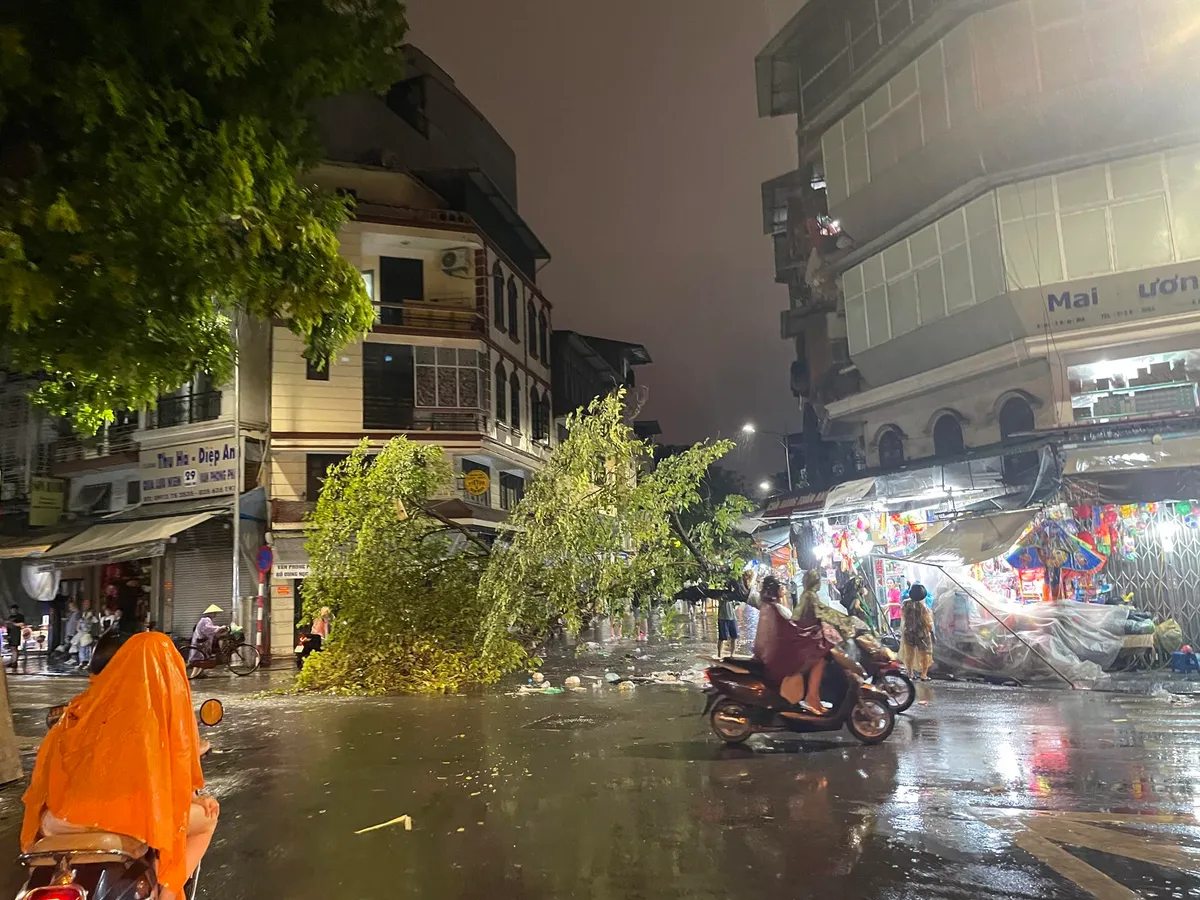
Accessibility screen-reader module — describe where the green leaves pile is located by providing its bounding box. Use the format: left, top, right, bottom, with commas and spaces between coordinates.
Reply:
0, 0, 407, 432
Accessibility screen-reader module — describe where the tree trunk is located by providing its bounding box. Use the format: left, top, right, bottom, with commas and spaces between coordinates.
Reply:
0, 664, 27, 784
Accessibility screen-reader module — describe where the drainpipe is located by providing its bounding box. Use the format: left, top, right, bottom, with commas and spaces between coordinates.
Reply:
232, 319, 242, 629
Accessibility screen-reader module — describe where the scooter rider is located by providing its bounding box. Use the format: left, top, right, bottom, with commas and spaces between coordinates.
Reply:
755, 575, 835, 715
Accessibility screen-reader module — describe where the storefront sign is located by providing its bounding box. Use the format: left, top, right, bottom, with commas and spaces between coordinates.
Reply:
29, 477, 65, 527
273, 563, 309, 579
464, 469, 490, 496
139, 440, 239, 504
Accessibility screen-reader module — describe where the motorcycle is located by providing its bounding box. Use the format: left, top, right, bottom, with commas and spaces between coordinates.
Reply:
702, 646, 896, 746
854, 632, 916, 713
293, 631, 323, 669
18, 698, 225, 900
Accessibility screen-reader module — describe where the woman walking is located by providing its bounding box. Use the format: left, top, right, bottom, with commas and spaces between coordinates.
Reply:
900, 584, 935, 680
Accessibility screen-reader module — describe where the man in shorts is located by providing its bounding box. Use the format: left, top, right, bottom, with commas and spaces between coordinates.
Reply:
716, 570, 753, 658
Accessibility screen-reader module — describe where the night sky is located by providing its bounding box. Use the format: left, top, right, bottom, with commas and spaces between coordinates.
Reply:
406, 0, 800, 484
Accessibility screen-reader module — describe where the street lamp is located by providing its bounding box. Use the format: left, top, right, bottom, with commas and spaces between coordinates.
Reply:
758, 480, 773, 494
742, 422, 793, 492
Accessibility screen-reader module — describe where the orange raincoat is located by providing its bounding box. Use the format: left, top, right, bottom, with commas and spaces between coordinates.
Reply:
21, 632, 204, 894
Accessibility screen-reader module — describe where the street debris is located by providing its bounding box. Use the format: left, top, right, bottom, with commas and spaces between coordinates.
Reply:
355, 814, 412, 835
564, 675, 583, 689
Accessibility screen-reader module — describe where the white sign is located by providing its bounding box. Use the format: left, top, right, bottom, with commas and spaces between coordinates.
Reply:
140, 440, 239, 504
273, 563, 310, 579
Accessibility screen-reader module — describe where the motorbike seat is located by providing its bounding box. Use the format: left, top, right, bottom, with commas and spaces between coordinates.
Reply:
713, 657, 767, 677
24, 831, 149, 864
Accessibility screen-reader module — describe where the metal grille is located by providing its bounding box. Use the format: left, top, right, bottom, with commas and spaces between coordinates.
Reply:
1105, 508, 1200, 643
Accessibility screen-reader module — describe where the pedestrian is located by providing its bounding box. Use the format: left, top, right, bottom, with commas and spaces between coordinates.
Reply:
60, 600, 80, 656
886, 580, 902, 633
312, 606, 332, 641
794, 569, 822, 623
6, 604, 25, 672
48, 588, 68, 657
73, 618, 96, 668
900, 584, 935, 680
716, 571, 751, 658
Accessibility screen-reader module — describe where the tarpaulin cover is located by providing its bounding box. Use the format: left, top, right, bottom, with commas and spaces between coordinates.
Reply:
913, 567, 1128, 684
22, 633, 204, 894
904, 509, 1036, 567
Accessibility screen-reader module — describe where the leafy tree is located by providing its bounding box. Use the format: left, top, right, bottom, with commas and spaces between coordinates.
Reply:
0, 0, 407, 432
296, 438, 525, 695
480, 392, 734, 646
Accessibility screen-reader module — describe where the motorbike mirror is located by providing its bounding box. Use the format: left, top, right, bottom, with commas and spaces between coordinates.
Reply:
45, 705, 66, 729
198, 698, 224, 727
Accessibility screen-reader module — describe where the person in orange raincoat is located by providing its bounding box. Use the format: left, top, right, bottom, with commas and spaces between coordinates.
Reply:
21, 632, 219, 900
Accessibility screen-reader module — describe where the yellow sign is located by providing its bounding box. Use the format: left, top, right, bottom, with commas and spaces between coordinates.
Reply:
29, 477, 65, 527
463, 470, 490, 496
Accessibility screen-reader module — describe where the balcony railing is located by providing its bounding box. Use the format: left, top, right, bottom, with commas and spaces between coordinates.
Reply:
363, 405, 487, 433
374, 302, 484, 335
52, 422, 139, 465
147, 391, 223, 429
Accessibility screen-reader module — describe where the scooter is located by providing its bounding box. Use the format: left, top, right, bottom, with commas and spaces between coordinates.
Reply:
17, 698, 225, 900
702, 647, 896, 746
854, 632, 916, 713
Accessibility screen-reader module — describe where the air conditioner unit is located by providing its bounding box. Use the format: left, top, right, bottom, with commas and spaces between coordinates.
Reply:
440, 247, 471, 278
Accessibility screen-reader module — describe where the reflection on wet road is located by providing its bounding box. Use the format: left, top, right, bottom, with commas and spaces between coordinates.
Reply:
0, 676, 1198, 899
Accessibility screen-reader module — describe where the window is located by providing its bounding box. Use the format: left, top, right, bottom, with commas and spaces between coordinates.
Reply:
538, 311, 548, 363
495, 361, 507, 423
462, 459, 491, 507
531, 387, 543, 441
527, 302, 538, 359
492, 261, 504, 329
378, 256, 424, 325
999, 396, 1038, 480
362, 343, 415, 429
509, 371, 521, 431
500, 472, 525, 511
507, 277, 519, 341
126, 479, 141, 506
306, 454, 347, 501
305, 355, 329, 381
878, 428, 904, 469
932, 414, 965, 457
415, 347, 480, 409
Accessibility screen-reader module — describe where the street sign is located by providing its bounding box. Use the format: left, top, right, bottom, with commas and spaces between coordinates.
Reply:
464, 470, 490, 496
256, 545, 274, 574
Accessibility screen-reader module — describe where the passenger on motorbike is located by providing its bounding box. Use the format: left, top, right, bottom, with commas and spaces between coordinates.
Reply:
21, 632, 218, 900
753, 575, 835, 715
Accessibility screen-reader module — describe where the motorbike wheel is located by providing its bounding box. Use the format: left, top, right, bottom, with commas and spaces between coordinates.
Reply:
847, 696, 895, 745
710, 699, 754, 744
878, 672, 916, 713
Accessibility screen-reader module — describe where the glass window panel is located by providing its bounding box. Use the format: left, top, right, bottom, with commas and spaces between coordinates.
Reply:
917, 45, 949, 139
965, 192, 998, 236
1061, 208, 1114, 277
890, 97, 924, 161
436, 368, 458, 407
891, 62, 918, 103
970, 228, 1006, 302
1110, 155, 1162, 200
937, 208, 967, 249
943, 27, 975, 126
822, 131, 848, 207
998, 177, 1055, 222
457, 349, 477, 367
973, 3, 1038, 108
867, 116, 898, 181
843, 105, 866, 139
1002, 214, 1064, 289
415, 346, 436, 365
1111, 197, 1173, 271
845, 131, 871, 195
863, 84, 892, 126
415, 366, 437, 406
436, 347, 457, 365
1166, 146, 1200, 195
865, 285, 890, 347
917, 261, 947, 324
458, 369, 479, 409
846, 294, 869, 354
1170, 185, 1200, 261
1037, 23, 1091, 94
1088, 6, 1142, 74
882, 241, 912, 281
887, 273, 920, 337
1057, 165, 1109, 210
861, 255, 885, 290
842, 265, 865, 299
910, 224, 940, 267
942, 243, 975, 311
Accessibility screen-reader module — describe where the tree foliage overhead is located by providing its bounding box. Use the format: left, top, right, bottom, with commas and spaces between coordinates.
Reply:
297, 438, 525, 695
479, 392, 737, 647
0, 0, 407, 432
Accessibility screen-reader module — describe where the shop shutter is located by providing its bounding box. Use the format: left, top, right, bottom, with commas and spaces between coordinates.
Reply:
169, 519, 256, 639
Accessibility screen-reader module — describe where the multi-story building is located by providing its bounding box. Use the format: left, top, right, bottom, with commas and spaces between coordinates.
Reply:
758, 0, 1200, 631
550, 330, 652, 440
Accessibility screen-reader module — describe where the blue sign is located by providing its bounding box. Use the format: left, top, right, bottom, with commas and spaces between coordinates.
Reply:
256, 545, 274, 573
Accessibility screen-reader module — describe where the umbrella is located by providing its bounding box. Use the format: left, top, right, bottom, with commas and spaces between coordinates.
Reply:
1005, 519, 1105, 573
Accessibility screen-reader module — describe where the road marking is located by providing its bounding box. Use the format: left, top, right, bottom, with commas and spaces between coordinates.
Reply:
1013, 831, 1137, 900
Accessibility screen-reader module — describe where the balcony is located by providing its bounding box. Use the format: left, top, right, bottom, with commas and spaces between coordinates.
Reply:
374, 302, 484, 335
146, 391, 223, 429
362, 406, 487, 433
51, 423, 139, 472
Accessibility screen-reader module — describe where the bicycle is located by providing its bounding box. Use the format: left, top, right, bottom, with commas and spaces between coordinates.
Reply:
174, 630, 260, 678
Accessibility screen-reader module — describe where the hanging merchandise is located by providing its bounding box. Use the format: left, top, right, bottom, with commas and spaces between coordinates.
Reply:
1006, 519, 1106, 574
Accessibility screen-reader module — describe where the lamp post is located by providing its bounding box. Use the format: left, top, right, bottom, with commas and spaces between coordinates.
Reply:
758, 480, 773, 495
742, 423, 793, 492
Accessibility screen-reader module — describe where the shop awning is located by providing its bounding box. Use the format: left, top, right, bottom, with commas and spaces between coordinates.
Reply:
824, 478, 876, 514
1063, 436, 1200, 503
41, 512, 219, 566
1064, 435, 1200, 474
0, 530, 80, 559
903, 509, 1039, 567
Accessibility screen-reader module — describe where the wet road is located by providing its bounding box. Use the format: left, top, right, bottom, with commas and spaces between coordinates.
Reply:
0, 670, 1198, 899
